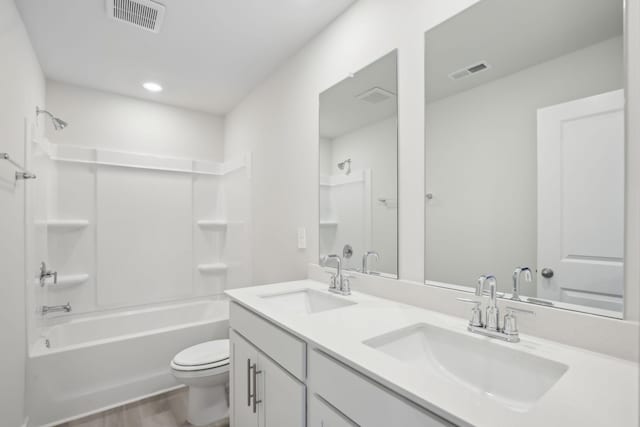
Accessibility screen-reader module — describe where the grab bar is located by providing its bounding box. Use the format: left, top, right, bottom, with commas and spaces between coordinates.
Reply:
1, 152, 36, 180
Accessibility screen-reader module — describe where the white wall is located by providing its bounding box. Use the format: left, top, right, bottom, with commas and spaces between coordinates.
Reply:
326, 116, 398, 274
225, 0, 479, 285
46, 81, 225, 161
425, 37, 623, 295
319, 137, 333, 176
0, 0, 45, 425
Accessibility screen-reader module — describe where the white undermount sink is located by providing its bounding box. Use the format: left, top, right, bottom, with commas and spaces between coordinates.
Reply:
260, 288, 357, 314
364, 323, 568, 412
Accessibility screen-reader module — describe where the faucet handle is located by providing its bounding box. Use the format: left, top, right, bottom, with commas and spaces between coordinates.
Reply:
341, 272, 355, 294
456, 298, 483, 327
39, 261, 58, 287
322, 269, 337, 288
503, 306, 534, 336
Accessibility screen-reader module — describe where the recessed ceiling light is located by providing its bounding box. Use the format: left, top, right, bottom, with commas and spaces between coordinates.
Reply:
143, 82, 163, 92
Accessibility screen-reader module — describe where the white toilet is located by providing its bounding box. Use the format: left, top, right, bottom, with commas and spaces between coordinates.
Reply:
170, 339, 230, 426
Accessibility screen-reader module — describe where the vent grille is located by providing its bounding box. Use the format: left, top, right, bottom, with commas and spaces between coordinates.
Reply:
107, 0, 165, 33
448, 61, 491, 81
356, 87, 396, 104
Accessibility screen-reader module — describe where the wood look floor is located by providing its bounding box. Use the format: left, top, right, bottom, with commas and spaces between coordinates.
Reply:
56, 388, 229, 427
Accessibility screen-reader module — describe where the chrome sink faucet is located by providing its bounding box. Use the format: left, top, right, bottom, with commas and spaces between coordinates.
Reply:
321, 254, 351, 296
477, 275, 499, 331
362, 251, 379, 275
511, 267, 532, 301
458, 274, 534, 343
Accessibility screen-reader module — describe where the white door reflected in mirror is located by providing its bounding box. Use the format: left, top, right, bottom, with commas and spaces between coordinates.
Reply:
537, 90, 625, 312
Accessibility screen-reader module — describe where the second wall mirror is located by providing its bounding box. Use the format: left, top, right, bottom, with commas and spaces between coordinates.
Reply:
424, 0, 625, 317
319, 50, 399, 278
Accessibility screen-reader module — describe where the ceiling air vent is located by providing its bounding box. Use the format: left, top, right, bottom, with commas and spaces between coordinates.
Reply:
356, 87, 396, 104
448, 60, 491, 81
107, 0, 166, 33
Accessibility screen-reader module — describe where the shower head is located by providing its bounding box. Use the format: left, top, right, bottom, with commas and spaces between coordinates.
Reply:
36, 107, 68, 131
52, 117, 68, 131
337, 158, 351, 175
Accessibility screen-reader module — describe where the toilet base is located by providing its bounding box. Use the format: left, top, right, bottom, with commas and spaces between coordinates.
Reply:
187, 384, 229, 426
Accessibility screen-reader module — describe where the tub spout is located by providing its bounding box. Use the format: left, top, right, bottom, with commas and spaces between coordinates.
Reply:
41, 302, 72, 315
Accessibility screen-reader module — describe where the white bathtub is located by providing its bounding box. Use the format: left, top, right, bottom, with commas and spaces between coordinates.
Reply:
27, 299, 229, 427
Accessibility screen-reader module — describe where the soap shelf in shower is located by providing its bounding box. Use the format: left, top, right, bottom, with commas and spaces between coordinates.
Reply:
49, 273, 90, 288
196, 220, 228, 230
320, 221, 338, 227
46, 220, 90, 230
197, 263, 228, 274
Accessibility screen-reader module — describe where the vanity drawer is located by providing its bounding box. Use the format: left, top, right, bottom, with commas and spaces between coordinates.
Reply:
230, 302, 306, 381
309, 349, 453, 427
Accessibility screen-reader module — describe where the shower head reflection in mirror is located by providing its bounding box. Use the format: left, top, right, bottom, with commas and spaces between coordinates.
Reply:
337, 158, 352, 175
424, 0, 626, 318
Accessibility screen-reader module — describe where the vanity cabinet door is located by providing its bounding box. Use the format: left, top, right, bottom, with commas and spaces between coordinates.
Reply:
309, 394, 358, 427
258, 352, 306, 427
231, 330, 259, 427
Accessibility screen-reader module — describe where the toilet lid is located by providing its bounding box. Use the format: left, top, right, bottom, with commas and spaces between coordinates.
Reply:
173, 339, 229, 367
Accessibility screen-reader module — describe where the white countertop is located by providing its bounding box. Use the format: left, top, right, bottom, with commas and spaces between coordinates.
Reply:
226, 280, 639, 427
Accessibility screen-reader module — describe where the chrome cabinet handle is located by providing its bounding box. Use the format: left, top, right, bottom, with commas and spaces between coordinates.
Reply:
247, 359, 252, 407
252, 362, 262, 414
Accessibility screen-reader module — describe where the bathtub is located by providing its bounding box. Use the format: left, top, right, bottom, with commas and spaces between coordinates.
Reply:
27, 299, 229, 427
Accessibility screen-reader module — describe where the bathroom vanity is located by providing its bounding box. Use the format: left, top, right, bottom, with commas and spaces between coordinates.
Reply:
226, 280, 638, 427
228, 293, 445, 426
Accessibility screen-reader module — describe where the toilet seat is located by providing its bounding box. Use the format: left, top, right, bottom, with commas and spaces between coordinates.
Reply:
171, 339, 230, 372
171, 358, 229, 372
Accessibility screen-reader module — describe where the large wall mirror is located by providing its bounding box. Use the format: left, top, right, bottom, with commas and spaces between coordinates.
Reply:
319, 51, 398, 278
424, 0, 625, 317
